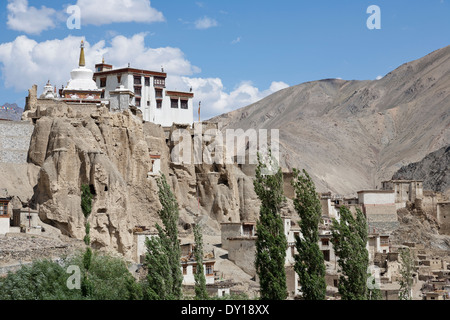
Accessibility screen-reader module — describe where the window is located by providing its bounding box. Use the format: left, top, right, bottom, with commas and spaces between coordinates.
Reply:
135, 98, 141, 107
206, 264, 214, 276
322, 250, 330, 262
145, 77, 150, 86
182, 265, 187, 275
155, 89, 163, 98
171, 99, 179, 109
100, 78, 107, 88
134, 76, 141, 85
156, 100, 162, 109
154, 77, 165, 87
147, 101, 150, 107
117, 75, 122, 83
321, 239, 329, 246
243, 225, 254, 237
134, 86, 141, 96
192, 265, 197, 274
181, 100, 188, 109
0, 202, 8, 216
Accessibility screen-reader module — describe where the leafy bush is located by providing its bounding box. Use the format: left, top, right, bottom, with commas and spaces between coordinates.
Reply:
0, 251, 142, 300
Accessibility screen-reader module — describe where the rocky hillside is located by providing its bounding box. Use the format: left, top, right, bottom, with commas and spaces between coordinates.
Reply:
7, 102, 262, 260
0, 103, 23, 121
211, 46, 450, 196
392, 145, 450, 196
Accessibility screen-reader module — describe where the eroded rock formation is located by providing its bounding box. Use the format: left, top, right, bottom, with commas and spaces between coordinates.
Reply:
25, 104, 260, 260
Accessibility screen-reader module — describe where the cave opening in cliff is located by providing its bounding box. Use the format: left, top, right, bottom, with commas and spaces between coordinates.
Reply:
89, 184, 97, 196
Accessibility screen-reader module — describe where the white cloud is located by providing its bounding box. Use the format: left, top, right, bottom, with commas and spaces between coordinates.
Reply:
0, 34, 197, 92
194, 16, 218, 30
171, 77, 289, 119
231, 37, 241, 45
0, 34, 288, 119
7, 0, 57, 35
72, 0, 164, 25
104, 33, 200, 76
376, 75, 383, 80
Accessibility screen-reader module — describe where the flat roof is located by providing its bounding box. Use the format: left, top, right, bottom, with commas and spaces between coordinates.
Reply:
94, 67, 167, 78
382, 180, 424, 183
166, 91, 194, 98
357, 190, 395, 194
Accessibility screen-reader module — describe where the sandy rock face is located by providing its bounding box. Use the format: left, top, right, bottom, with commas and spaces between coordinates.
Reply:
28, 107, 261, 259
31, 107, 162, 259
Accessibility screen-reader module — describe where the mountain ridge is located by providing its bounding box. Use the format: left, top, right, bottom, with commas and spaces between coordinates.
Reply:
211, 45, 450, 196
0, 103, 23, 121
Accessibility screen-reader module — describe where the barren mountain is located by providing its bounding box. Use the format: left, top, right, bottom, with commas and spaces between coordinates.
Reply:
0, 103, 23, 121
211, 46, 450, 196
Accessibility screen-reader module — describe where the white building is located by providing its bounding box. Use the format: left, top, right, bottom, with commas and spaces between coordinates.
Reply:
0, 198, 11, 235
93, 61, 194, 127
180, 243, 215, 286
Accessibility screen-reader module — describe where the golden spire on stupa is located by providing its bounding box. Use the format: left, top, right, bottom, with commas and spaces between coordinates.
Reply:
79, 40, 86, 67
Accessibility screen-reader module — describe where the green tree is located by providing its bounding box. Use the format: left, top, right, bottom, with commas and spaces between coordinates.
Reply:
70, 250, 143, 300
80, 184, 94, 297
331, 206, 369, 300
0, 252, 142, 300
291, 168, 326, 300
81, 184, 93, 219
0, 260, 81, 300
144, 174, 183, 300
254, 152, 288, 300
366, 268, 383, 300
193, 224, 208, 300
398, 247, 415, 300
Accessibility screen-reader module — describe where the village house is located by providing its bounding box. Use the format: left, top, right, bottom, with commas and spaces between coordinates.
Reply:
381, 180, 424, 209
357, 189, 399, 233
437, 202, 450, 235
133, 228, 159, 263
180, 242, 216, 286
0, 196, 11, 235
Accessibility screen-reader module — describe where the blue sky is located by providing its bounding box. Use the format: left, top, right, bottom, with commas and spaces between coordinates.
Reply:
0, 0, 449, 119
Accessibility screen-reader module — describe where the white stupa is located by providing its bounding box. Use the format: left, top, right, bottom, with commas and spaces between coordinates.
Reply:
62, 40, 102, 101
40, 80, 57, 99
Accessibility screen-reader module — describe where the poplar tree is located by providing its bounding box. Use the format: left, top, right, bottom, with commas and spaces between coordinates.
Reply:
193, 224, 208, 300
80, 184, 93, 297
144, 174, 183, 300
398, 247, 415, 300
254, 152, 288, 300
291, 169, 326, 300
331, 206, 369, 300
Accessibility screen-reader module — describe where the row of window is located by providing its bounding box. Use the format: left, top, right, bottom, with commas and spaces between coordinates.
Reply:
171, 99, 189, 109
98, 76, 166, 88
182, 263, 214, 276
135, 98, 188, 109
134, 88, 164, 98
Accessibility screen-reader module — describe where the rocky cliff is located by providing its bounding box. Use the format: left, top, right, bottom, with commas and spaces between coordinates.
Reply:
18, 103, 261, 260
392, 145, 450, 196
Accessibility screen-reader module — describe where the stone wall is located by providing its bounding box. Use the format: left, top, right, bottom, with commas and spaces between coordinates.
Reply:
220, 223, 242, 250
227, 237, 257, 277
0, 120, 34, 164
437, 202, 450, 235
